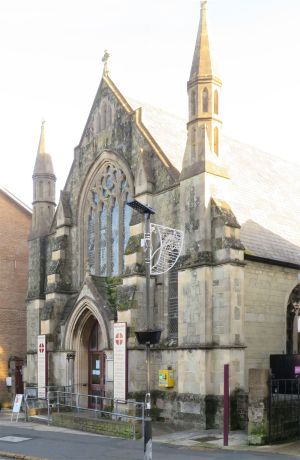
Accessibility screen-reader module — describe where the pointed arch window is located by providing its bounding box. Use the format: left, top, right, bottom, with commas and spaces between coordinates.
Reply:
286, 284, 300, 354
191, 128, 196, 162
85, 163, 132, 277
88, 208, 95, 275
214, 90, 219, 115
191, 90, 196, 117
202, 88, 209, 113
214, 126, 219, 155
111, 199, 119, 276
99, 205, 107, 275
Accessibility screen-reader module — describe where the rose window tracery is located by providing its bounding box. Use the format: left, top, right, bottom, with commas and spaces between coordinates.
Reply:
86, 163, 132, 276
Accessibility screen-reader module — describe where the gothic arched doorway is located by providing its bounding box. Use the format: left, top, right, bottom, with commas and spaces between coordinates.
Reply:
286, 284, 300, 354
64, 297, 112, 404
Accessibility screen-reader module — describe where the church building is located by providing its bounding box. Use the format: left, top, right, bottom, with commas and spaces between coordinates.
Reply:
25, 1, 300, 427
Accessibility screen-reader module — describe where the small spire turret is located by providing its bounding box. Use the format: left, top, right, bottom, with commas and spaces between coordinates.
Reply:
180, 0, 225, 180
31, 121, 56, 238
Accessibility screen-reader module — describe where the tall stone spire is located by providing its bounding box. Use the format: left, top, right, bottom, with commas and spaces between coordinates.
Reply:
33, 121, 55, 176
31, 121, 56, 238
180, 0, 226, 181
190, 0, 214, 80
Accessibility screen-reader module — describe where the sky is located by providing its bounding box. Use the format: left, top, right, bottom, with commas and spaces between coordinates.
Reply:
1, 0, 300, 207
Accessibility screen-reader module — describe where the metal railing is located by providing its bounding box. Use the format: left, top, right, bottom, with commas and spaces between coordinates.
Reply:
24, 387, 144, 440
269, 378, 300, 443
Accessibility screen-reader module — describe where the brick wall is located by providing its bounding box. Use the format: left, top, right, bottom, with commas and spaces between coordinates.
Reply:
0, 190, 31, 404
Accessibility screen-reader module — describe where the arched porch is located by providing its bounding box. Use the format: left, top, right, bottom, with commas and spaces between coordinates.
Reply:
64, 297, 112, 399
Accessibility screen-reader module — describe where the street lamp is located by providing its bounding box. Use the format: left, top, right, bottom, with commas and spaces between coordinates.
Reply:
127, 199, 161, 460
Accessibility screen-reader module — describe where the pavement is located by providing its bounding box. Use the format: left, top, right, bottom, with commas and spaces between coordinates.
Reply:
152, 422, 300, 457
0, 409, 300, 459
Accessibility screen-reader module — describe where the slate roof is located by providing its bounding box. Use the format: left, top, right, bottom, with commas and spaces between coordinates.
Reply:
128, 99, 187, 172
132, 101, 300, 266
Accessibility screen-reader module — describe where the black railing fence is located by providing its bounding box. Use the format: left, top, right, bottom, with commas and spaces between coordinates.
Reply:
269, 378, 300, 443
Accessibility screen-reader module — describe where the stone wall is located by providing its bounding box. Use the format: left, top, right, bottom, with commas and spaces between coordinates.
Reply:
52, 412, 142, 439
248, 368, 269, 445
244, 260, 299, 385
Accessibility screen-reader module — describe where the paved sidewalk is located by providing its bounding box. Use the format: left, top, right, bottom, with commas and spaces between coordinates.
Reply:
1, 409, 300, 458
152, 422, 300, 457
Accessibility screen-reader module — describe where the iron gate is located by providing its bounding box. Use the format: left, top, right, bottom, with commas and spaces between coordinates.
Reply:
269, 378, 300, 442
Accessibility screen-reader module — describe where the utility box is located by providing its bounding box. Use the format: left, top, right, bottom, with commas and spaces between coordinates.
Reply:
159, 369, 174, 388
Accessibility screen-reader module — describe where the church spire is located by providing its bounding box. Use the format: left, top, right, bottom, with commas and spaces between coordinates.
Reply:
33, 121, 55, 176
37, 120, 46, 154
180, 1, 226, 181
31, 122, 56, 238
190, 0, 214, 81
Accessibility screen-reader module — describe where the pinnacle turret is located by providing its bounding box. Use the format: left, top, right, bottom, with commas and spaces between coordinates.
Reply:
30, 122, 56, 238
180, 0, 226, 181
33, 121, 55, 177
190, 0, 215, 81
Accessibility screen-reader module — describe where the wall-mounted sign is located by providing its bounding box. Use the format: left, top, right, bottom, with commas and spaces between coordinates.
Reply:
113, 322, 127, 401
38, 335, 47, 398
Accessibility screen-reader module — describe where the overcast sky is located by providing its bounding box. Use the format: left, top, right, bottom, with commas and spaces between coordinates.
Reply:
1, 0, 300, 207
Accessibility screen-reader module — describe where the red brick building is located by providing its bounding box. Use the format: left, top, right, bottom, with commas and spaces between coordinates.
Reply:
0, 187, 31, 406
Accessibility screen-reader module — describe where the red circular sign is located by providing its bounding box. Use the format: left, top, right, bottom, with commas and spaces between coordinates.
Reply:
115, 332, 123, 345
39, 343, 45, 353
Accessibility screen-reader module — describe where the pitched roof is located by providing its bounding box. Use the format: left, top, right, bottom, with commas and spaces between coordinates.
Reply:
0, 186, 32, 214
128, 98, 186, 172
130, 101, 300, 266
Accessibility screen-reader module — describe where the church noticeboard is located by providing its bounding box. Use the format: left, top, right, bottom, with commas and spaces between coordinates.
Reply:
11, 394, 24, 422
12, 394, 23, 413
113, 322, 127, 401
37, 335, 47, 398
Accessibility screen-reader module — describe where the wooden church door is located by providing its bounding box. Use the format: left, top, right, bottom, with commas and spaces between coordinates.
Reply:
88, 321, 105, 408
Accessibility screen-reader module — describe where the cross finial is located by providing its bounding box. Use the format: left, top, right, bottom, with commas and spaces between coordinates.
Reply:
102, 49, 110, 76
41, 118, 45, 127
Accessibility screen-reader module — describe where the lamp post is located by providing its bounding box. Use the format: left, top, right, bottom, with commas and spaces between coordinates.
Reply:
127, 200, 161, 460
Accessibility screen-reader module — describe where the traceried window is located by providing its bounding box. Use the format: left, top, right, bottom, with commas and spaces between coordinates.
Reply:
86, 163, 132, 276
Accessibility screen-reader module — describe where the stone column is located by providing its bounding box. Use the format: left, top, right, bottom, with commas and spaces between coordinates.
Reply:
248, 368, 270, 445
66, 353, 75, 392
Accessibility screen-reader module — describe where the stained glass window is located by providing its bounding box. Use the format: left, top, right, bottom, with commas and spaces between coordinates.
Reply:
99, 206, 107, 275
87, 208, 95, 275
85, 162, 132, 277
123, 200, 131, 255
112, 200, 119, 275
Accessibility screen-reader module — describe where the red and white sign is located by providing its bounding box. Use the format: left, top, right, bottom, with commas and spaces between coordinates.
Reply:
38, 335, 47, 399
113, 323, 127, 401
115, 332, 123, 345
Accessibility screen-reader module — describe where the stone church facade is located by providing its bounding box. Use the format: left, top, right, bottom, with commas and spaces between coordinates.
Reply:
25, 1, 300, 427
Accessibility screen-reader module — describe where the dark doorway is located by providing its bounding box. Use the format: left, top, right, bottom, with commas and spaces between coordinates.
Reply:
286, 284, 300, 354
15, 359, 24, 394
88, 321, 105, 408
